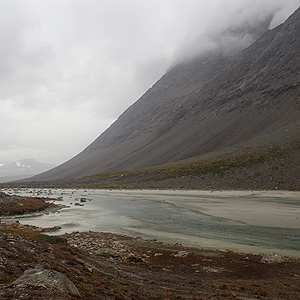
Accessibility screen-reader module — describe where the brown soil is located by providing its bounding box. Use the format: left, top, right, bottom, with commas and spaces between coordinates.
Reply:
0, 222, 299, 300
0, 193, 60, 216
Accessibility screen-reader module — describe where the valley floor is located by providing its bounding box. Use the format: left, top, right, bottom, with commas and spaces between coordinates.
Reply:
0, 221, 300, 300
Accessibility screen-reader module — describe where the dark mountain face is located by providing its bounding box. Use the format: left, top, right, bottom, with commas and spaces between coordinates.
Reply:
34, 7, 300, 180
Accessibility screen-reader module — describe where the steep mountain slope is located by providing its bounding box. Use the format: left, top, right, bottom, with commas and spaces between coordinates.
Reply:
34, 7, 300, 180
0, 159, 54, 182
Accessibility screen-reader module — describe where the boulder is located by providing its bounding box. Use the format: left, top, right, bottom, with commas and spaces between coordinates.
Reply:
260, 252, 284, 263
12, 267, 80, 297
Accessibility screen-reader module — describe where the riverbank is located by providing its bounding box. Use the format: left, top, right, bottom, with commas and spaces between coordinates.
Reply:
0, 221, 300, 299
0, 191, 61, 217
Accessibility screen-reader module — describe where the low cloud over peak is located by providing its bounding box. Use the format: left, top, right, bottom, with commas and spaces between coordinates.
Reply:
0, 0, 298, 164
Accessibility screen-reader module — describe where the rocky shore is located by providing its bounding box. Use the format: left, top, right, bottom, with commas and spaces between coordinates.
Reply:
0, 220, 299, 299
0, 191, 299, 299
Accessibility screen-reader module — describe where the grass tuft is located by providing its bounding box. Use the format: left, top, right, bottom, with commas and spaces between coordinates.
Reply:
37, 234, 67, 244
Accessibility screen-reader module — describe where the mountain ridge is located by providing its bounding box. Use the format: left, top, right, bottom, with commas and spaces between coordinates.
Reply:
32, 6, 300, 181
0, 158, 54, 183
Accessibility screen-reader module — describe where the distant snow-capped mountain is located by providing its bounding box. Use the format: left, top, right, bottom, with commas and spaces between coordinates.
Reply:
0, 158, 55, 179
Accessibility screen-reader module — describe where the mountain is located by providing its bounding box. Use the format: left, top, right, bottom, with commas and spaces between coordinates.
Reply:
33, 7, 300, 181
0, 159, 54, 183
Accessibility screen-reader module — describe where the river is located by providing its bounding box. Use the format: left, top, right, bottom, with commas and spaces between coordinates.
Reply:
3, 188, 300, 257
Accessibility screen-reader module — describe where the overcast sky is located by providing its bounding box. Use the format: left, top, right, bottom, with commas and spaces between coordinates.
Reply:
0, 0, 299, 165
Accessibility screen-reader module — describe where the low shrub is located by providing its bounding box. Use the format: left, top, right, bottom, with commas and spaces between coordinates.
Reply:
37, 234, 67, 244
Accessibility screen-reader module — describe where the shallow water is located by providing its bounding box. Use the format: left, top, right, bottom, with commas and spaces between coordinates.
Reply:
3, 188, 300, 257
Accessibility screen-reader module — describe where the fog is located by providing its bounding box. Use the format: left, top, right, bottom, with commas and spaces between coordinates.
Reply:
0, 0, 298, 165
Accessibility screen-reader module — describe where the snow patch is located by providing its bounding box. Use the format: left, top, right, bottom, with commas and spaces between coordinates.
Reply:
15, 161, 26, 168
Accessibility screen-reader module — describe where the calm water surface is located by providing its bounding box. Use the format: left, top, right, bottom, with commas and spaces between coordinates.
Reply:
3, 189, 300, 257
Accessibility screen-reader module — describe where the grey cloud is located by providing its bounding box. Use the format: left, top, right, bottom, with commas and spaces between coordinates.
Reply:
173, 0, 300, 62
0, 0, 299, 165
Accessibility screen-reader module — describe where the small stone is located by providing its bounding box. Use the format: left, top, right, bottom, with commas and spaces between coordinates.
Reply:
174, 251, 189, 258
260, 252, 284, 263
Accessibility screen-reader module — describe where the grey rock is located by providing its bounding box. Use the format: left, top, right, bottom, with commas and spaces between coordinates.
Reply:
260, 252, 284, 263
13, 267, 80, 297
174, 251, 189, 258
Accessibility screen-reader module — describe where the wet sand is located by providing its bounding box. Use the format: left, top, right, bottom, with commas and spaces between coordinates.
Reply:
126, 189, 300, 228
2, 188, 300, 257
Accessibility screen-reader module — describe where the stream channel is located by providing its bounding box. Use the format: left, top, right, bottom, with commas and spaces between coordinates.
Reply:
3, 188, 300, 257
